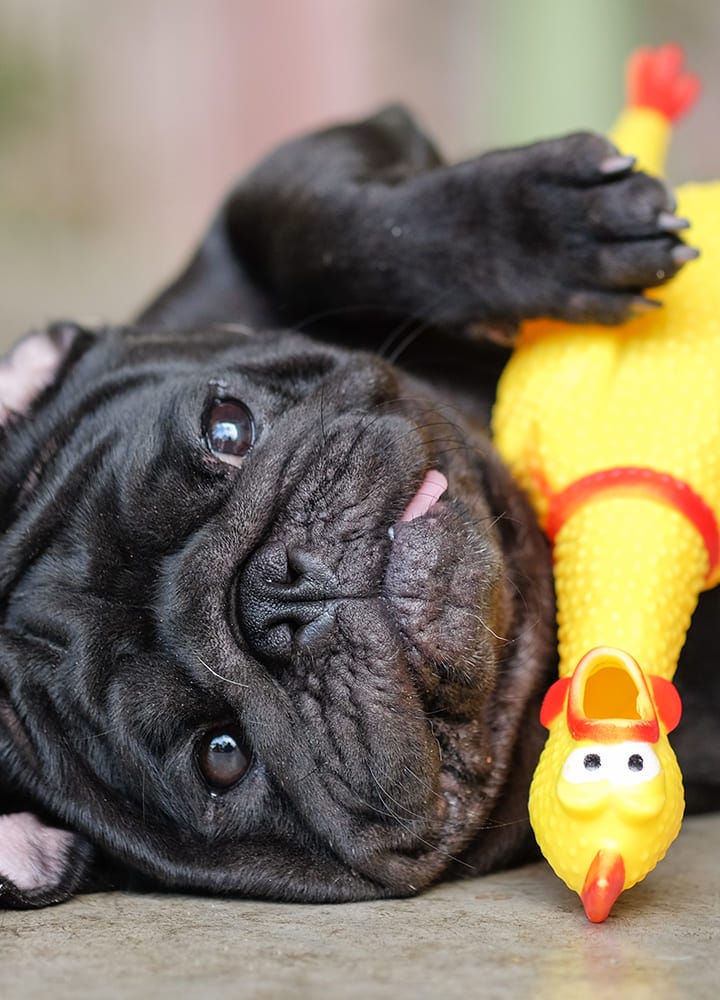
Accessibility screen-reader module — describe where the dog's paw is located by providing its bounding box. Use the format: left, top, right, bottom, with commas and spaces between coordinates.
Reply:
509, 131, 698, 324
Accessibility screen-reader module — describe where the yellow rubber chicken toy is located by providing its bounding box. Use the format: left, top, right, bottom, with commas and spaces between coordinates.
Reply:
492, 44, 718, 922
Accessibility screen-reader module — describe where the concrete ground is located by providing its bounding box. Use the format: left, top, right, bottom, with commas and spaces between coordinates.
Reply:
1, 814, 718, 1000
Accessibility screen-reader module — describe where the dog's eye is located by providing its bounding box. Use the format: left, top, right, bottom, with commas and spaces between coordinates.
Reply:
197, 727, 252, 790
203, 399, 255, 465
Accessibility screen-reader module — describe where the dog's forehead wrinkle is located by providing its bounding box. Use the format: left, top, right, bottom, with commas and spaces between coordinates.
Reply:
282, 413, 426, 524
111, 324, 359, 408
0, 433, 120, 601
12, 330, 344, 492
1, 370, 223, 565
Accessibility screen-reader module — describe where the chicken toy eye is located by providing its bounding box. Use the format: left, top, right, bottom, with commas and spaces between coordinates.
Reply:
562, 742, 661, 786
197, 727, 252, 790
562, 747, 608, 784
612, 742, 661, 786
203, 399, 255, 465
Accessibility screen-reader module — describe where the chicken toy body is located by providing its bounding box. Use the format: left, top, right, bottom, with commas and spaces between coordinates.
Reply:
492, 46, 718, 921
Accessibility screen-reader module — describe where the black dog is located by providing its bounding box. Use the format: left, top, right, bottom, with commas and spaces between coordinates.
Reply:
1, 108, 717, 908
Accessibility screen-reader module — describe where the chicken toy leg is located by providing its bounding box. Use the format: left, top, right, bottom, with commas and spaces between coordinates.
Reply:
492, 45, 719, 921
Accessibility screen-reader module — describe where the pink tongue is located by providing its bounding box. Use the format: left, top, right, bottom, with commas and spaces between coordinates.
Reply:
400, 470, 448, 522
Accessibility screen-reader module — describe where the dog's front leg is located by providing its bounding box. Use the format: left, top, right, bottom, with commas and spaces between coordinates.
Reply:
142, 108, 691, 337
228, 120, 691, 333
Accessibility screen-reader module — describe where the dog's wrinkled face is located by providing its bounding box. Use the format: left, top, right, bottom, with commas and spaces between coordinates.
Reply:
0, 322, 553, 903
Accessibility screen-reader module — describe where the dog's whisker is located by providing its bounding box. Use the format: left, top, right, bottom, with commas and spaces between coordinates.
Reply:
368, 767, 427, 823
379, 284, 463, 363
365, 767, 476, 871
290, 301, 406, 335
319, 381, 328, 448
402, 764, 446, 803
195, 655, 249, 688
378, 312, 429, 362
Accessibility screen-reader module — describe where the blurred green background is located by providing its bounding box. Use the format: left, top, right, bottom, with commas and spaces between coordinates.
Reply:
1, 0, 718, 346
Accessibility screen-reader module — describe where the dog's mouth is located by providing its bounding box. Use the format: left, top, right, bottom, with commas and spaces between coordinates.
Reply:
382, 465, 505, 690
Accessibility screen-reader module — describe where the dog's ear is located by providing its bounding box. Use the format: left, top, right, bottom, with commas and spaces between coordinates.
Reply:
0, 321, 90, 426
0, 698, 95, 908
0, 811, 94, 908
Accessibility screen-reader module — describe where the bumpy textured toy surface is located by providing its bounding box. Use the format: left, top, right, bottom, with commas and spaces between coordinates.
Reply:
492, 45, 718, 921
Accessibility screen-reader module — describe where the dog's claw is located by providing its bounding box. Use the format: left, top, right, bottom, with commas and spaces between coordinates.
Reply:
671, 244, 700, 265
658, 212, 690, 232
629, 295, 663, 316
598, 154, 636, 176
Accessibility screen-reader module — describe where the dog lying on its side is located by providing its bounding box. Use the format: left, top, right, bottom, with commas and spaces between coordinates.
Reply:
0, 108, 716, 908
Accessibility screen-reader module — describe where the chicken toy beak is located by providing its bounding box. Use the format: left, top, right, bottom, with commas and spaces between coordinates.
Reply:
581, 849, 626, 923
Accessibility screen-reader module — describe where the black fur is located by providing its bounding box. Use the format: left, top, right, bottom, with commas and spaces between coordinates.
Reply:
0, 107, 714, 907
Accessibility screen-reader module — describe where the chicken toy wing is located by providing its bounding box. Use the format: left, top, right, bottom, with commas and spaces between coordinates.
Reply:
492, 45, 716, 922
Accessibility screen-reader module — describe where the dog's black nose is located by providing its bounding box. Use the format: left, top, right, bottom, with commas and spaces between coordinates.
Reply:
236, 542, 334, 666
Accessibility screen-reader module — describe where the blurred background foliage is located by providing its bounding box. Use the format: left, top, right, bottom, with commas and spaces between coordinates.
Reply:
1, 0, 719, 344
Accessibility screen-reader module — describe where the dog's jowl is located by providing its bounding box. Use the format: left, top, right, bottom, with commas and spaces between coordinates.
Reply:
0, 108, 715, 907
